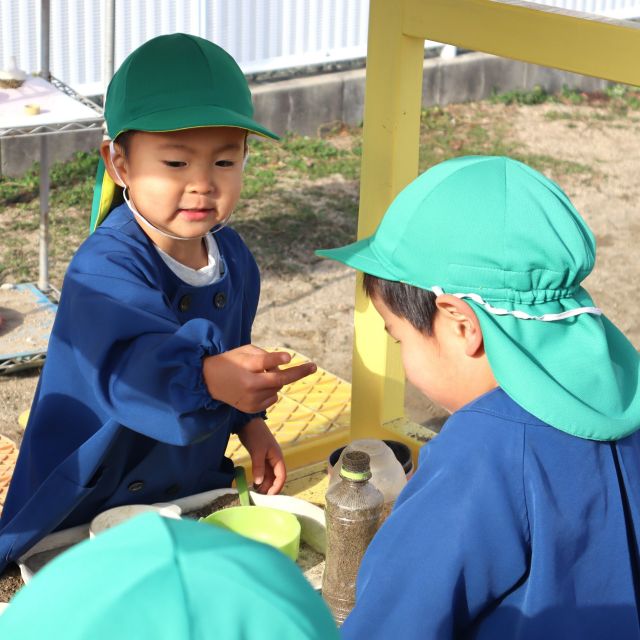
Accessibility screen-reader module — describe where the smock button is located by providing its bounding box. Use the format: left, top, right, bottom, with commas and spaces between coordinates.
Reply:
213, 292, 227, 309
178, 295, 191, 312
128, 481, 144, 493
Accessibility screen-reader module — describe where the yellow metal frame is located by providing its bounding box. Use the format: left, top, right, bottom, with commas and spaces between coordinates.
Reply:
349, 0, 640, 463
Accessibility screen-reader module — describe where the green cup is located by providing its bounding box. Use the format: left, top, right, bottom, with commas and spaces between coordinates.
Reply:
200, 506, 301, 562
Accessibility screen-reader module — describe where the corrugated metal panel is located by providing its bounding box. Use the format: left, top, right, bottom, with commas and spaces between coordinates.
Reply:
2, 0, 640, 96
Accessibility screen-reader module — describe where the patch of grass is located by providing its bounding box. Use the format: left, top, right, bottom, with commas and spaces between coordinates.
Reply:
490, 82, 640, 113
592, 112, 618, 122
544, 109, 618, 123
242, 166, 278, 199
235, 186, 358, 272
559, 85, 586, 105
1, 88, 611, 283
544, 110, 576, 121
0, 132, 362, 282
601, 85, 640, 116
0, 171, 39, 205
280, 135, 360, 179
490, 85, 551, 106
0, 232, 38, 283
419, 105, 517, 170
417, 104, 594, 188
604, 84, 640, 105
0, 150, 98, 208
511, 153, 591, 178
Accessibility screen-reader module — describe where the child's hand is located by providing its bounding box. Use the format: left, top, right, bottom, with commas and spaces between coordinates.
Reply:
238, 417, 286, 495
203, 345, 316, 413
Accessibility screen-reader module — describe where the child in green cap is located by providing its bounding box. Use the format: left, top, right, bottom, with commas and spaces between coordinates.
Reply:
0, 33, 316, 572
0, 513, 340, 639
317, 155, 640, 638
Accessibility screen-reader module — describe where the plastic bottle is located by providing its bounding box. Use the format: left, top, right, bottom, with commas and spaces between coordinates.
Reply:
0, 55, 26, 89
330, 439, 407, 525
322, 450, 384, 625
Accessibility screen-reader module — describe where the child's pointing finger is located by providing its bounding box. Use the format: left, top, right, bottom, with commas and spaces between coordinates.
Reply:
260, 361, 317, 390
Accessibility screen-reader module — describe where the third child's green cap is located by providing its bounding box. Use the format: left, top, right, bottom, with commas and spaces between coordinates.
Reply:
0, 513, 339, 639
317, 156, 640, 441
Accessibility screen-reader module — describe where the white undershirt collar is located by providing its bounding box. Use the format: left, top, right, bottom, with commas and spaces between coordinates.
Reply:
155, 233, 222, 287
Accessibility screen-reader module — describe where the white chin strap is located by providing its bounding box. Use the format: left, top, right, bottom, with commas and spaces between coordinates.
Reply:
108, 139, 233, 241
431, 286, 602, 321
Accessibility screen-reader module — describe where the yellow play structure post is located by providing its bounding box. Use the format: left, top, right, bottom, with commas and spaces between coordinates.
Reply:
350, 0, 426, 446
349, 0, 640, 460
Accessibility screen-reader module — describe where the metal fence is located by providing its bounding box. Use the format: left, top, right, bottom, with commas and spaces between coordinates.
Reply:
2, 0, 640, 97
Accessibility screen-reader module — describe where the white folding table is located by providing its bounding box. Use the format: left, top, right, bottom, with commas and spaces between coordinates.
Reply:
0, 74, 103, 293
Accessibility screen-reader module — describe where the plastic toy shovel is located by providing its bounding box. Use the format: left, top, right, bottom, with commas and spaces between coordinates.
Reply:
234, 466, 252, 507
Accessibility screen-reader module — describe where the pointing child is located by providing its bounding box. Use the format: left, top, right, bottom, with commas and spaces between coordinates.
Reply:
0, 33, 316, 572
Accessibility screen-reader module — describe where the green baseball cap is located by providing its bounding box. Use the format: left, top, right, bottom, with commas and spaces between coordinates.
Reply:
0, 513, 339, 639
91, 33, 279, 232
317, 156, 640, 441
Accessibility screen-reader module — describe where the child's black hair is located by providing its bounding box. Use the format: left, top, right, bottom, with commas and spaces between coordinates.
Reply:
114, 130, 135, 156
363, 273, 438, 335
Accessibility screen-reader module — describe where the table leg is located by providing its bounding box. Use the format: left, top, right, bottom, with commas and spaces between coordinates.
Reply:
38, 136, 50, 293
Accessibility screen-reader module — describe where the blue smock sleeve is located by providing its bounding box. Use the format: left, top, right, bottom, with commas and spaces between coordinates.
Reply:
61, 246, 240, 445
341, 411, 531, 639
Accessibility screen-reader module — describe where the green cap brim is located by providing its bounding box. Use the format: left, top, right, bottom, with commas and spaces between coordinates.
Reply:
316, 237, 400, 282
112, 105, 279, 142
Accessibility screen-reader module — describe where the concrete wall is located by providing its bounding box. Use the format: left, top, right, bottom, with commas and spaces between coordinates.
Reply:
0, 130, 103, 179
1, 52, 612, 177
252, 52, 611, 138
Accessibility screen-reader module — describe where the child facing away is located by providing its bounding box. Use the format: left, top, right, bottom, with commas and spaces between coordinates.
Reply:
317, 156, 640, 639
0, 513, 340, 639
0, 33, 316, 572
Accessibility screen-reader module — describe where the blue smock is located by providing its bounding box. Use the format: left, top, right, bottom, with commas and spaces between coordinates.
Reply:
0, 204, 261, 571
342, 388, 640, 639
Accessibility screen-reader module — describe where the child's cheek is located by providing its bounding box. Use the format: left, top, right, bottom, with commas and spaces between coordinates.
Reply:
401, 353, 423, 391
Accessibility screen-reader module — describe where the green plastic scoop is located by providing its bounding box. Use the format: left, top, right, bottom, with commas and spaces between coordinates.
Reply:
234, 466, 251, 507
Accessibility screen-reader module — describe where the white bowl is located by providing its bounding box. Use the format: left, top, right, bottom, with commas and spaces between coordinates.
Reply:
89, 503, 181, 538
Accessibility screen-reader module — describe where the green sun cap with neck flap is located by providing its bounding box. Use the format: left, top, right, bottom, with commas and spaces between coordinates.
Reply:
317, 156, 640, 441
90, 33, 279, 232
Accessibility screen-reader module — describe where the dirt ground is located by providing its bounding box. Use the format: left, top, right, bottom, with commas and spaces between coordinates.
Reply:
2, 100, 640, 448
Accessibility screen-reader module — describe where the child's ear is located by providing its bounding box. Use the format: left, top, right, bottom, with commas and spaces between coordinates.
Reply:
434, 295, 485, 357
99, 139, 127, 187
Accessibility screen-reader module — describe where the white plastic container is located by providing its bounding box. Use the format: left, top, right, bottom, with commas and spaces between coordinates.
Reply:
330, 439, 407, 523
89, 503, 181, 538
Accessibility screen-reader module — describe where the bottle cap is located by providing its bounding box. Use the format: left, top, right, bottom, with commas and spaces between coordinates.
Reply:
340, 450, 372, 481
